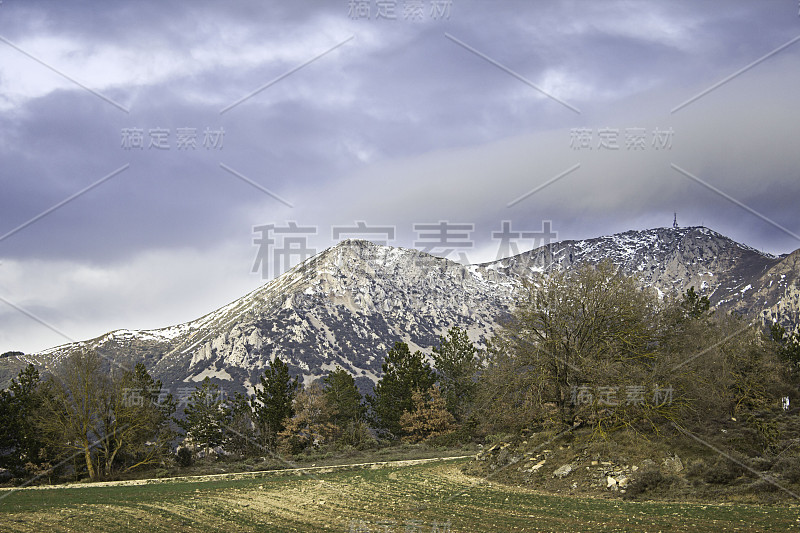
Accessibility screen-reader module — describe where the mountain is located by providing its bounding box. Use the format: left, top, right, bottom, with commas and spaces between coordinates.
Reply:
7, 227, 800, 396
484, 226, 789, 320
14, 240, 518, 395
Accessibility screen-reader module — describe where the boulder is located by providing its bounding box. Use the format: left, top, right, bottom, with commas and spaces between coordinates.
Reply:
521, 459, 547, 473
553, 464, 573, 478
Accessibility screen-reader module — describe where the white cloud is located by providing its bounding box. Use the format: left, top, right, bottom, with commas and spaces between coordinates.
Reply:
0, 242, 262, 353
0, 16, 368, 112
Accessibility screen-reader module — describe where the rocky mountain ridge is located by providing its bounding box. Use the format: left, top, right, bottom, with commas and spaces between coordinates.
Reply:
6, 226, 799, 396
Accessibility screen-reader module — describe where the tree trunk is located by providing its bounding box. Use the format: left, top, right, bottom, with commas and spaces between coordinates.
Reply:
83, 443, 97, 481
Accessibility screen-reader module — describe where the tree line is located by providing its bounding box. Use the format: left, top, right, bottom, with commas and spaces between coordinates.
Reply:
0, 326, 477, 481
2, 261, 798, 482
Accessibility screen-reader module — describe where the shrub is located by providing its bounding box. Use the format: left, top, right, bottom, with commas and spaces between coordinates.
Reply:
748, 456, 773, 472
748, 477, 780, 494
685, 459, 707, 479
425, 430, 463, 448
703, 457, 745, 485
773, 457, 800, 484
176, 447, 193, 467
337, 420, 376, 450
485, 433, 514, 445
625, 469, 672, 499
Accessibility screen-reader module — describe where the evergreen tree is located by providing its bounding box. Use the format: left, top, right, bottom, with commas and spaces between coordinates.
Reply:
431, 326, 481, 421
323, 367, 371, 446
368, 341, 436, 437
323, 367, 365, 427
0, 364, 48, 473
681, 286, 711, 319
252, 356, 300, 450
226, 391, 258, 456
770, 323, 800, 379
176, 378, 230, 457
0, 389, 15, 466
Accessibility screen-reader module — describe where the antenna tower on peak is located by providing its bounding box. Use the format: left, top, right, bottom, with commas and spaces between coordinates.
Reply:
673, 213, 678, 229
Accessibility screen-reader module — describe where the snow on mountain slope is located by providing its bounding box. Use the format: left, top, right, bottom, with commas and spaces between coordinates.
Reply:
13, 227, 799, 395
26, 240, 518, 395
740, 248, 800, 332
483, 226, 781, 309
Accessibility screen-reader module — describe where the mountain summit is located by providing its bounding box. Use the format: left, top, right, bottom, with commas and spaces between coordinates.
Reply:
10, 227, 799, 395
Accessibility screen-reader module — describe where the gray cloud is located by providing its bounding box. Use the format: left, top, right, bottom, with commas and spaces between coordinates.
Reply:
1, 0, 798, 353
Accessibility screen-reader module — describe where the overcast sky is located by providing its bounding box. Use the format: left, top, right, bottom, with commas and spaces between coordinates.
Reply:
1, 0, 799, 354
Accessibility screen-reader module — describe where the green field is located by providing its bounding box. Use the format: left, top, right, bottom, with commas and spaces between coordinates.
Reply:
0, 458, 797, 532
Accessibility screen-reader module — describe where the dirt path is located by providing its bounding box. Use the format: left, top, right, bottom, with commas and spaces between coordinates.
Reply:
0, 454, 475, 492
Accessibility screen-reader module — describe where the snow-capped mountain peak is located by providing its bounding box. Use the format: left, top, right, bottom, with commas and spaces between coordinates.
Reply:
13, 227, 798, 396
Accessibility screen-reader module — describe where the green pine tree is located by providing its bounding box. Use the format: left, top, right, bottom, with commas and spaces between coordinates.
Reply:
227, 391, 258, 456
681, 286, 711, 319
177, 378, 230, 457
252, 356, 300, 450
432, 326, 481, 422
323, 367, 365, 426
0, 364, 47, 473
368, 341, 436, 438
770, 323, 800, 372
